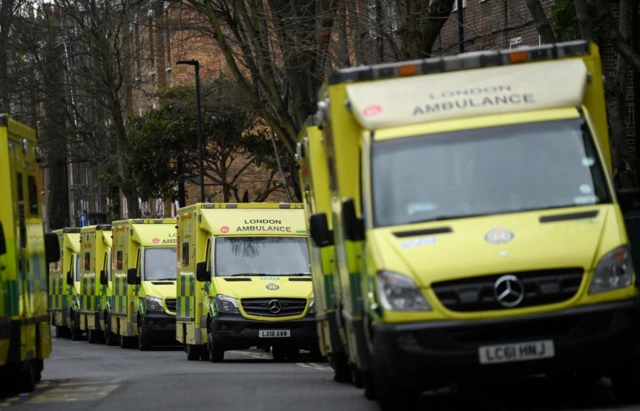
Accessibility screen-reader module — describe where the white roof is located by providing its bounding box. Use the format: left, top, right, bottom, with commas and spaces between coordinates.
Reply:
346, 59, 588, 130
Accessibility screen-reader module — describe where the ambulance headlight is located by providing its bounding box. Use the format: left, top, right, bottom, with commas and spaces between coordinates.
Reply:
216, 294, 239, 314
589, 246, 634, 294
145, 296, 164, 312
308, 298, 315, 314
377, 271, 431, 311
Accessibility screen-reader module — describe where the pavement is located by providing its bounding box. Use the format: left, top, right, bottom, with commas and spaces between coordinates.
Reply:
0, 329, 637, 411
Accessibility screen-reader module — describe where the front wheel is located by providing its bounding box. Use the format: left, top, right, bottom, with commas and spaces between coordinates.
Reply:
611, 362, 640, 405
88, 328, 100, 344
138, 323, 152, 351
104, 315, 117, 346
186, 344, 201, 361
207, 326, 224, 363
69, 312, 82, 341
330, 352, 352, 383
120, 335, 133, 349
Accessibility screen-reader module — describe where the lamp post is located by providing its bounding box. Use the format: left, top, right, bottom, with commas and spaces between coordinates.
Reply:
176, 59, 205, 202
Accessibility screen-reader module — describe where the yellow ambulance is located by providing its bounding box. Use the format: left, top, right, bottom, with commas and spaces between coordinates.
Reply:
0, 114, 60, 391
296, 117, 351, 381
311, 40, 640, 408
176, 203, 316, 362
111, 218, 177, 350
78, 224, 112, 344
49, 227, 82, 340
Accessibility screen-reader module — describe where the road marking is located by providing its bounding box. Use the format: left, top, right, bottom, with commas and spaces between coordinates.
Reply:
0, 379, 121, 406
296, 362, 331, 371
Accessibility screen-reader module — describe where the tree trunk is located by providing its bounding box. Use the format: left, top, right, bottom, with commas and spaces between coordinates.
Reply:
400, 0, 456, 59
0, 0, 14, 113
592, 0, 640, 74
606, 0, 633, 188
525, 0, 557, 44
573, 0, 595, 42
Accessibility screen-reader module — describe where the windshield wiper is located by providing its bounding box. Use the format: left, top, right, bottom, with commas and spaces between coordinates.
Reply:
229, 273, 268, 277
286, 273, 312, 276
152, 278, 176, 281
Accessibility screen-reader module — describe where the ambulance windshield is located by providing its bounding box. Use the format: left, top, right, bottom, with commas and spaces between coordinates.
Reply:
215, 237, 310, 277
371, 118, 611, 228
144, 247, 177, 281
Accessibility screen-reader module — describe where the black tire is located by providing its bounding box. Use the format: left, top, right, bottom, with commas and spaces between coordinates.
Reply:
353, 366, 365, 389
286, 348, 300, 362
120, 335, 132, 349
310, 347, 327, 363
54, 325, 64, 338
35, 359, 44, 384
374, 345, 416, 411
330, 353, 352, 383
138, 322, 152, 351
364, 370, 377, 400
14, 360, 37, 393
88, 328, 99, 344
207, 327, 224, 363
612, 364, 640, 405
69, 312, 82, 341
186, 344, 201, 361
104, 315, 117, 346
272, 346, 287, 362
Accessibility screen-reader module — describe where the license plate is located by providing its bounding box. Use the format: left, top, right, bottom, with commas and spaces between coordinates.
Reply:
478, 340, 555, 364
259, 330, 291, 338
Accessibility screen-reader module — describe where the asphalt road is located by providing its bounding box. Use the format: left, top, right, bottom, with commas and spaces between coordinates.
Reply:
0, 330, 637, 411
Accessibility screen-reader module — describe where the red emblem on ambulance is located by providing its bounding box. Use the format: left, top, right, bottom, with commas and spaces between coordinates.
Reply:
363, 105, 382, 116
221, 226, 229, 233
152, 238, 160, 244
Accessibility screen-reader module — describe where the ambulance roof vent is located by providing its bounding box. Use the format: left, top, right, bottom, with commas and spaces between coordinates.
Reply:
153, 218, 164, 224
63, 227, 81, 233
96, 224, 112, 230
328, 40, 590, 85
203, 203, 214, 209
279, 203, 291, 209
226, 203, 238, 209
133, 218, 144, 223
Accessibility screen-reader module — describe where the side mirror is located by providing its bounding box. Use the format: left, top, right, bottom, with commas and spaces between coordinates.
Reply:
0, 221, 6, 256
45, 233, 60, 264
66, 271, 73, 286
196, 262, 210, 282
100, 269, 108, 285
127, 268, 140, 285
342, 198, 365, 242
309, 213, 333, 247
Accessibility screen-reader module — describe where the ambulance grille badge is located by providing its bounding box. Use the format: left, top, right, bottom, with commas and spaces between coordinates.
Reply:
268, 300, 282, 314
266, 283, 279, 291
485, 227, 514, 244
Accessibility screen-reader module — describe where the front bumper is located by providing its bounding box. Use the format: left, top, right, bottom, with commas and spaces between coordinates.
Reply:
375, 299, 640, 382
211, 314, 317, 350
140, 312, 176, 341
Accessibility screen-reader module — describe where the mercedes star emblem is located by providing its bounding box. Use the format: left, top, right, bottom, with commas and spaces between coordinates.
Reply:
493, 275, 525, 308
268, 300, 282, 314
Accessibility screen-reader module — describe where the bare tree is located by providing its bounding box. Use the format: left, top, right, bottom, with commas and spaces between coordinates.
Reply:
525, 0, 556, 43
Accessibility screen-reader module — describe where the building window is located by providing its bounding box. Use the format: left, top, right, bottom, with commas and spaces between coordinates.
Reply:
452, 0, 467, 11
510, 37, 522, 49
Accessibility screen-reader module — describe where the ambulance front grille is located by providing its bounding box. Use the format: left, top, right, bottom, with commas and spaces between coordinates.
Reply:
241, 298, 307, 317
431, 268, 584, 312
165, 299, 177, 313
